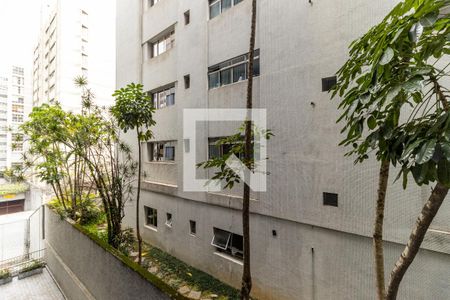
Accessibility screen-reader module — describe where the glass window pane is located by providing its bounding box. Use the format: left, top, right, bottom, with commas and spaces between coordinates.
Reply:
208, 72, 220, 89
253, 58, 260, 76
233, 64, 246, 83
165, 146, 175, 160
158, 40, 165, 55
210, 2, 220, 19
234, 0, 243, 4
222, 0, 232, 11
220, 69, 231, 86
209, 144, 220, 159
167, 93, 175, 106
212, 228, 231, 250
153, 43, 158, 57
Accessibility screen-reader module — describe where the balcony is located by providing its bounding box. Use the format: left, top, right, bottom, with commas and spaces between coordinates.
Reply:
142, 0, 178, 42
142, 160, 177, 186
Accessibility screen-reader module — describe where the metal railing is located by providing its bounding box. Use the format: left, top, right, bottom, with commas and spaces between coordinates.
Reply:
0, 249, 45, 276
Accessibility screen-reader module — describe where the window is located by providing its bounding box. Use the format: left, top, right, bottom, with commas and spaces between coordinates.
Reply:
208, 138, 244, 160
323, 192, 338, 207
184, 75, 190, 89
208, 49, 260, 89
145, 206, 158, 227
189, 220, 196, 235
150, 31, 175, 58
322, 76, 337, 92
165, 213, 173, 227
147, 141, 176, 162
211, 227, 243, 259
184, 10, 190, 25
149, 0, 161, 7
12, 134, 23, 152
12, 114, 23, 123
152, 86, 175, 109
209, 0, 243, 19
12, 105, 23, 114
14, 98, 24, 104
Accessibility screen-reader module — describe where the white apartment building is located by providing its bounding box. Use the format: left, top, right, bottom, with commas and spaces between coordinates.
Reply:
117, 1, 450, 299
32, 0, 115, 111
0, 65, 30, 173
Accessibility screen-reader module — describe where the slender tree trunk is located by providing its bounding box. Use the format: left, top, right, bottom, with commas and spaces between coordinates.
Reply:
374, 160, 389, 300
241, 1, 256, 299
386, 182, 449, 300
136, 129, 143, 264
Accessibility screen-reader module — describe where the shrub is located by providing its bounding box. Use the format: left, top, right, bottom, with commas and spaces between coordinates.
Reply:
0, 269, 10, 280
114, 228, 137, 256
20, 260, 45, 273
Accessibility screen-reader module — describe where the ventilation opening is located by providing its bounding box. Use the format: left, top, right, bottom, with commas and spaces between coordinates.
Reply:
184, 10, 190, 25
184, 74, 190, 89
321, 76, 337, 92
323, 192, 338, 207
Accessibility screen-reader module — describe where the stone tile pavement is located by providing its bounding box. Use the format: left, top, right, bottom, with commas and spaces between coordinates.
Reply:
0, 268, 65, 300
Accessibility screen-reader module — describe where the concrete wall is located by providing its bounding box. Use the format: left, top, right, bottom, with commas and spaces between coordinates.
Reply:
45, 206, 170, 300
123, 189, 450, 300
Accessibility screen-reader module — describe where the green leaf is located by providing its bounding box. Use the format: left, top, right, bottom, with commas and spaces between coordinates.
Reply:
440, 142, 450, 158
367, 116, 377, 130
379, 47, 394, 65
415, 139, 436, 164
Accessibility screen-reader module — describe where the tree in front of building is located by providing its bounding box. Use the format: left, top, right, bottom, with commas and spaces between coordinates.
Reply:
333, 1, 450, 299
111, 83, 156, 265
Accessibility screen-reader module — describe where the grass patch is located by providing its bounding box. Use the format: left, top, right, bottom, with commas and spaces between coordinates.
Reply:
144, 246, 241, 299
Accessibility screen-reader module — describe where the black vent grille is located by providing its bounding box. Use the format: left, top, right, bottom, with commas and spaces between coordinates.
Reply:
323, 192, 338, 207
322, 76, 337, 92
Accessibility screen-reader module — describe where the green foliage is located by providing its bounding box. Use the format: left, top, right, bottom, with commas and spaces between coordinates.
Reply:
0, 269, 10, 280
3, 165, 26, 183
19, 260, 45, 273
0, 183, 28, 196
114, 228, 137, 256
111, 83, 156, 141
332, 0, 450, 188
146, 246, 241, 299
197, 124, 273, 189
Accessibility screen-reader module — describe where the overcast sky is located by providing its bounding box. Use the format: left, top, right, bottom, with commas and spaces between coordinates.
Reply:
0, 0, 43, 73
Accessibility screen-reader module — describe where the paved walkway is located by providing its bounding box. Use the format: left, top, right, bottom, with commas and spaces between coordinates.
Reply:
0, 268, 65, 300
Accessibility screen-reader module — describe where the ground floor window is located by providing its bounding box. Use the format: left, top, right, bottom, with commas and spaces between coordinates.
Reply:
211, 227, 243, 260
145, 206, 158, 228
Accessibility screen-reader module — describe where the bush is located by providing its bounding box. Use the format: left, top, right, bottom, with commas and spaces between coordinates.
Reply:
20, 260, 45, 273
77, 197, 102, 225
114, 228, 137, 256
0, 269, 10, 280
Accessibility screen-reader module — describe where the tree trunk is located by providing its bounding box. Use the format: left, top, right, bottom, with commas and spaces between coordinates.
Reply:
374, 160, 389, 300
386, 182, 449, 300
241, 1, 257, 299
136, 129, 143, 265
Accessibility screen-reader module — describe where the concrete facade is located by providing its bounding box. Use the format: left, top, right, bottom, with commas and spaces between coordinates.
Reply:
117, 1, 450, 299
32, 0, 116, 112
0, 65, 31, 172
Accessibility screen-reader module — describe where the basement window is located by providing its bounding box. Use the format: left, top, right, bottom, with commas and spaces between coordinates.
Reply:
211, 227, 243, 260
190, 220, 196, 235
165, 213, 173, 227
321, 76, 337, 92
184, 10, 190, 25
184, 75, 190, 89
145, 206, 158, 227
323, 192, 338, 207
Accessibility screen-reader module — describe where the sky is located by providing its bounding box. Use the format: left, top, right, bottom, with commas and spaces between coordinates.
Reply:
0, 0, 43, 73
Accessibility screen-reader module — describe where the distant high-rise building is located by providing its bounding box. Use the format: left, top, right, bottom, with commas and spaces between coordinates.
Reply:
32, 0, 115, 111
0, 65, 31, 172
